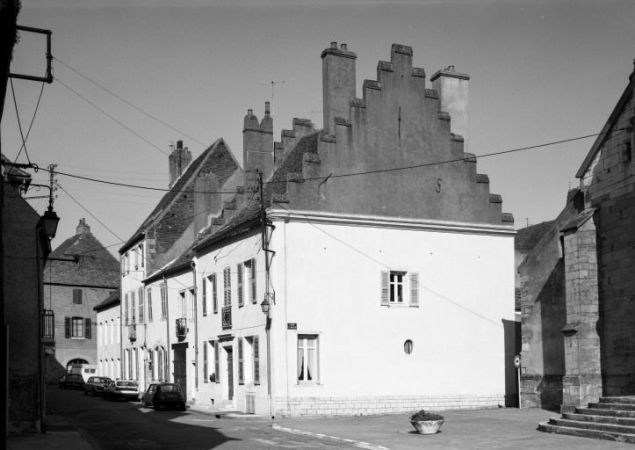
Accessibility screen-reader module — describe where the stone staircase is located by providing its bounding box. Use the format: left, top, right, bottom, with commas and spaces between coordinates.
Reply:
539, 396, 635, 443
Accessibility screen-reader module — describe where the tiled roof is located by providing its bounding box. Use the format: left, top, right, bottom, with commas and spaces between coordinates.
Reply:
94, 289, 120, 311
514, 221, 555, 252
45, 228, 119, 288
120, 138, 237, 253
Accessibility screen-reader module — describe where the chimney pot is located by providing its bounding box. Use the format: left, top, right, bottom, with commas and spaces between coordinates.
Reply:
447, 65, 455, 72
265, 101, 270, 115
248, 109, 253, 116
177, 140, 183, 149
340, 43, 347, 51
331, 41, 337, 49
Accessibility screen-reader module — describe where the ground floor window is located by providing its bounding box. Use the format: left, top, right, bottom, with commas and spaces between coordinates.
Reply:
297, 335, 318, 383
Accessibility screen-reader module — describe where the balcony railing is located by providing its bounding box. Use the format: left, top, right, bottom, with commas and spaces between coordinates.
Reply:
128, 324, 136, 342
176, 318, 187, 339
222, 306, 232, 330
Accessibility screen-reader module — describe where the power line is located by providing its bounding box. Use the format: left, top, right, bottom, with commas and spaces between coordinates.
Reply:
27, 128, 616, 195
54, 57, 206, 148
55, 77, 169, 156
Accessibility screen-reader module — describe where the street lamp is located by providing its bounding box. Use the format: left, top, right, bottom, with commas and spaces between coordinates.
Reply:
260, 297, 271, 315
41, 206, 60, 240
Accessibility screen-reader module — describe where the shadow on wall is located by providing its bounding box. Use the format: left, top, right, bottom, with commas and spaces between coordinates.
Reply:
503, 319, 521, 407
44, 354, 66, 384
538, 258, 566, 410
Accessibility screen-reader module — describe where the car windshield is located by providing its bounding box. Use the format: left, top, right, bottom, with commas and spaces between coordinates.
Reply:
95, 377, 110, 383
160, 384, 182, 392
117, 381, 137, 387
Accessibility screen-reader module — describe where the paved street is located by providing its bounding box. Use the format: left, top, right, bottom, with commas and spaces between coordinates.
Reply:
44, 387, 349, 449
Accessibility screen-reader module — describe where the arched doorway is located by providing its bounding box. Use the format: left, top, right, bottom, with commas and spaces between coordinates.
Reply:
66, 358, 89, 372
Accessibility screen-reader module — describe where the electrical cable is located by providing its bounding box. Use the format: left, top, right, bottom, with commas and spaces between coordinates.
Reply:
55, 77, 169, 156
54, 57, 207, 148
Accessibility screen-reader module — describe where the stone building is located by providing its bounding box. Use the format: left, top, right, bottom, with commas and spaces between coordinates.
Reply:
43, 219, 119, 383
2, 160, 51, 434
519, 63, 635, 411
125, 42, 516, 416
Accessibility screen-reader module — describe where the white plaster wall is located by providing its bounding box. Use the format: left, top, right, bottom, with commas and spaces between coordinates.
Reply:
96, 306, 120, 380
194, 232, 270, 413
268, 218, 515, 401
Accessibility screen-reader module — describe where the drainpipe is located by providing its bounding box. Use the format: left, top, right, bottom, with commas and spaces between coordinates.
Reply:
190, 262, 199, 393
164, 276, 171, 382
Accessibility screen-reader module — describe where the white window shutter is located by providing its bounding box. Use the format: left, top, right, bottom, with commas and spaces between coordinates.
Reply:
410, 272, 419, 307
381, 271, 390, 305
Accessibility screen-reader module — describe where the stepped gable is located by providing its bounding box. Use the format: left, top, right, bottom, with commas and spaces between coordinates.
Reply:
279, 43, 513, 225
45, 219, 119, 288
120, 138, 240, 254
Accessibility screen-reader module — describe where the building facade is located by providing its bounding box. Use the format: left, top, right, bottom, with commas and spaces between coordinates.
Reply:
2, 163, 51, 434
122, 43, 516, 416
519, 63, 635, 411
94, 290, 121, 380
43, 219, 119, 383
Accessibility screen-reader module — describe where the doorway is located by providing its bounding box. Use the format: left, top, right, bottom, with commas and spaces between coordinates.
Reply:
226, 347, 234, 400
173, 348, 187, 394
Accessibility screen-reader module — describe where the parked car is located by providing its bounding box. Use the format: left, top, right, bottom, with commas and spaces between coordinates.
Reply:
83, 376, 113, 396
59, 373, 85, 390
141, 383, 186, 410
103, 380, 139, 401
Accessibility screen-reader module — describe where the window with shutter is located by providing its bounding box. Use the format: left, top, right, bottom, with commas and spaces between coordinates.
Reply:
224, 267, 231, 306
410, 272, 419, 307
138, 287, 144, 324
85, 318, 92, 339
73, 289, 82, 304
381, 271, 390, 305
211, 274, 218, 314
214, 341, 220, 383
160, 283, 167, 318
131, 291, 136, 324
65, 317, 71, 338
250, 259, 257, 304
202, 275, 208, 316
253, 336, 260, 385
238, 338, 244, 384
237, 264, 244, 307
124, 293, 129, 325
203, 342, 208, 383
147, 289, 153, 322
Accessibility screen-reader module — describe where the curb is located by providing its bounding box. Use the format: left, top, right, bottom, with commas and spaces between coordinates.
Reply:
272, 424, 390, 450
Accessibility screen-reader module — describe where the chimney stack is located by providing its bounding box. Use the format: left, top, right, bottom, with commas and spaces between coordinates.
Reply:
168, 140, 192, 187
76, 218, 90, 235
321, 42, 357, 135
430, 66, 470, 151
243, 102, 274, 184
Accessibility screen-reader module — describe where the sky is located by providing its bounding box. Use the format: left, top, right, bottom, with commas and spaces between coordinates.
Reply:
2, 0, 634, 256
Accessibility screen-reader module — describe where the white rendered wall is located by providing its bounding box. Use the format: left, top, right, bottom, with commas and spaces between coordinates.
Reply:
268, 215, 515, 412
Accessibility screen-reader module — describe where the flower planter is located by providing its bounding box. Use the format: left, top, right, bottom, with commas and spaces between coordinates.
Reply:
411, 419, 444, 435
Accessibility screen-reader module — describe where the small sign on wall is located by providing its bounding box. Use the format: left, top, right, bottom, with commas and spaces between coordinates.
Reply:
287, 323, 297, 330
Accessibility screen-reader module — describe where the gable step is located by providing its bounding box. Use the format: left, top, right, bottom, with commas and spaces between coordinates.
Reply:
549, 417, 635, 435
539, 421, 635, 444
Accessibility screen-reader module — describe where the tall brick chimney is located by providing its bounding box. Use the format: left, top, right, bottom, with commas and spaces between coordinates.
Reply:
321, 42, 357, 135
243, 102, 274, 183
168, 140, 192, 187
431, 66, 470, 151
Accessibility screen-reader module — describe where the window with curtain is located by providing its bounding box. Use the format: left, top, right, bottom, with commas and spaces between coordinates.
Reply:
297, 335, 318, 383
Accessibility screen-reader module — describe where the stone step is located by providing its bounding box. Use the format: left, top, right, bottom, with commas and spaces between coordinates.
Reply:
563, 412, 635, 427
600, 397, 635, 405
577, 408, 635, 418
589, 402, 635, 411
539, 421, 635, 444
550, 417, 635, 435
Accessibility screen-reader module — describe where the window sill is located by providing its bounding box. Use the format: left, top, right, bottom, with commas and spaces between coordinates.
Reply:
295, 382, 322, 387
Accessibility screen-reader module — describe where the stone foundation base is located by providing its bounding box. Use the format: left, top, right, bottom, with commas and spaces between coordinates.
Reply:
274, 394, 505, 417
